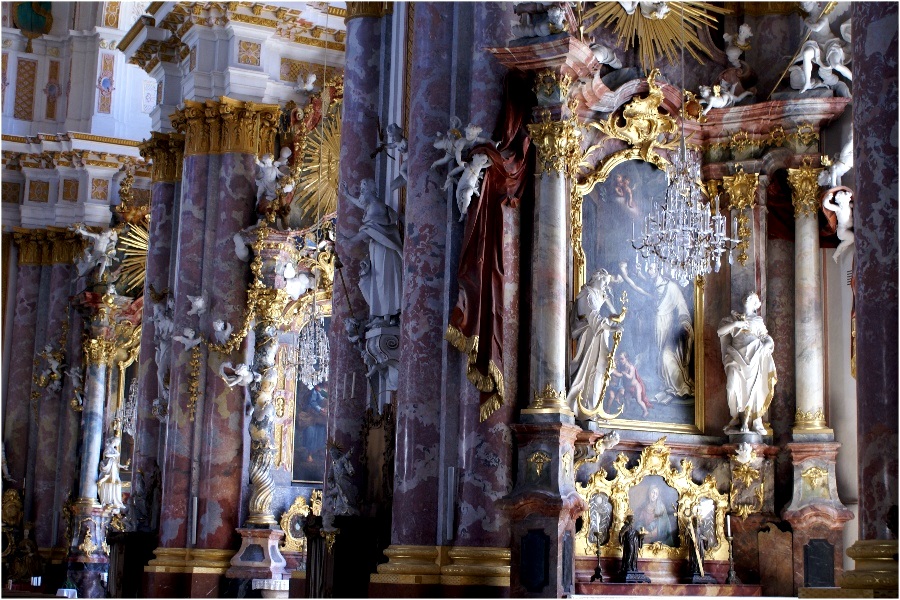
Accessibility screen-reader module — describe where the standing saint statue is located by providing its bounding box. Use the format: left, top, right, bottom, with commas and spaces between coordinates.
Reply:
342, 179, 403, 324
97, 431, 127, 513
717, 292, 777, 435
567, 270, 627, 420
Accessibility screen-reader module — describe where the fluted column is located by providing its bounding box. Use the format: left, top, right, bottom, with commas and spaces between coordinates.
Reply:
787, 160, 830, 438
841, 3, 898, 595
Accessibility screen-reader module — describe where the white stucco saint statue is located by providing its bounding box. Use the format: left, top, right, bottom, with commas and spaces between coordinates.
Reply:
254, 149, 291, 208
717, 293, 776, 435
567, 270, 627, 420
342, 179, 403, 323
822, 189, 854, 262
819, 130, 853, 189
98, 431, 127, 512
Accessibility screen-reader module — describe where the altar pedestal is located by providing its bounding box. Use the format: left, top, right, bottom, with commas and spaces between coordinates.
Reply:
575, 582, 762, 596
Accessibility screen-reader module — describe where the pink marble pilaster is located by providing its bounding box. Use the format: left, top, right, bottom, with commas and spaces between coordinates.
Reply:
852, 1, 898, 541
3, 264, 41, 483
196, 152, 254, 547
133, 180, 175, 530
32, 262, 76, 547
453, 1, 516, 549
158, 153, 210, 550
327, 9, 382, 518
391, 2, 455, 545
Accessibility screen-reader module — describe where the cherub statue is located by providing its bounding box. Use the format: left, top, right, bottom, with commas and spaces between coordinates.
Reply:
296, 72, 319, 95
233, 232, 251, 261
589, 42, 622, 69
723, 24, 752, 69
38, 344, 64, 393
818, 129, 853, 188
186, 294, 207, 316
254, 149, 291, 211
512, 4, 565, 39
66, 365, 85, 409
639, 1, 669, 20
444, 153, 492, 222
173, 328, 202, 350
698, 80, 753, 115
212, 319, 233, 345
822, 189, 854, 263
733, 442, 754, 465
219, 362, 259, 388
386, 123, 409, 191
431, 118, 494, 171
71, 224, 119, 282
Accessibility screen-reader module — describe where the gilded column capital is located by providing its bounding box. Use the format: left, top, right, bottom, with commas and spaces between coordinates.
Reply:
787, 158, 824, 218
82, 338, 115, 366
345, 2, 389, 23
172, 97, 280, 157
12, 227, 81, 266
139, 132, 185, 183
528, 112, 582, 177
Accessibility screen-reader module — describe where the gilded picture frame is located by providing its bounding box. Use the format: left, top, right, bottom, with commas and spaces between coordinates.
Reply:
574, 438, 729, 561
572, 157, 705, 434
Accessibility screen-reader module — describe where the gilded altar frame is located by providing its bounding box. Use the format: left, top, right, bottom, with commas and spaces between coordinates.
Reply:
574, 438, 729, 561
568, 70, 705, 434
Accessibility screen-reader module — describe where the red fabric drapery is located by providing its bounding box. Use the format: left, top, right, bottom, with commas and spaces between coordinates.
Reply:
446, 73, 536, 421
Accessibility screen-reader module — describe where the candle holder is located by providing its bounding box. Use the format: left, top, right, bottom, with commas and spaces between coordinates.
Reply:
725, 535, 741, 584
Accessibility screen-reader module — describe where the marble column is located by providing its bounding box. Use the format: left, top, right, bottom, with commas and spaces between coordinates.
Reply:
786, 161, 830, 438
66, 290, 124, 598
324, 4, 383, 534
841, 3, 898, 596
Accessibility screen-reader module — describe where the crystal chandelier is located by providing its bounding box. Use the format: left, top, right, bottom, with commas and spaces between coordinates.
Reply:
631, 4, 736, 286
633, 141, 735, 286
298, 303, 329, 390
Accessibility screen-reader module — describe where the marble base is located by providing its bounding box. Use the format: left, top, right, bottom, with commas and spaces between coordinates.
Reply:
687, 572, 720, 585
226, 528, 287, 581
66, 561, 108, 599
620, 570, 651, 583
575, 582, 762, 596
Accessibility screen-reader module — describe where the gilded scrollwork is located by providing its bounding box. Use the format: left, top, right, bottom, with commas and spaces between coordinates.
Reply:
801, 466, 828, 490
575, 438, 729, 561
577, 69, 680, 194
722, 166, 760, 265
528, 451, 552, 479
279, 493, 312, 553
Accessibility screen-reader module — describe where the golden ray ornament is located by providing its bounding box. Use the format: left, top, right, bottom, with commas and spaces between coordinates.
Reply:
117, 216, 149, 295
581, 2, 729, 72
292, 91, 341, 222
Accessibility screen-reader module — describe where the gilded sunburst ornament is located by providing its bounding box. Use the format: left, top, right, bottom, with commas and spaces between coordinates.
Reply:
117, 216, 149, 295
291, 100, 341, 225
582, 2, 729, 72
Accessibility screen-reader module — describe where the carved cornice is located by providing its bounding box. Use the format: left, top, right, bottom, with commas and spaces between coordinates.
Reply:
12, 227, 82, 266
139, 132, 185, 183
787, 158, 824, 218
170, 97, 279, 157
